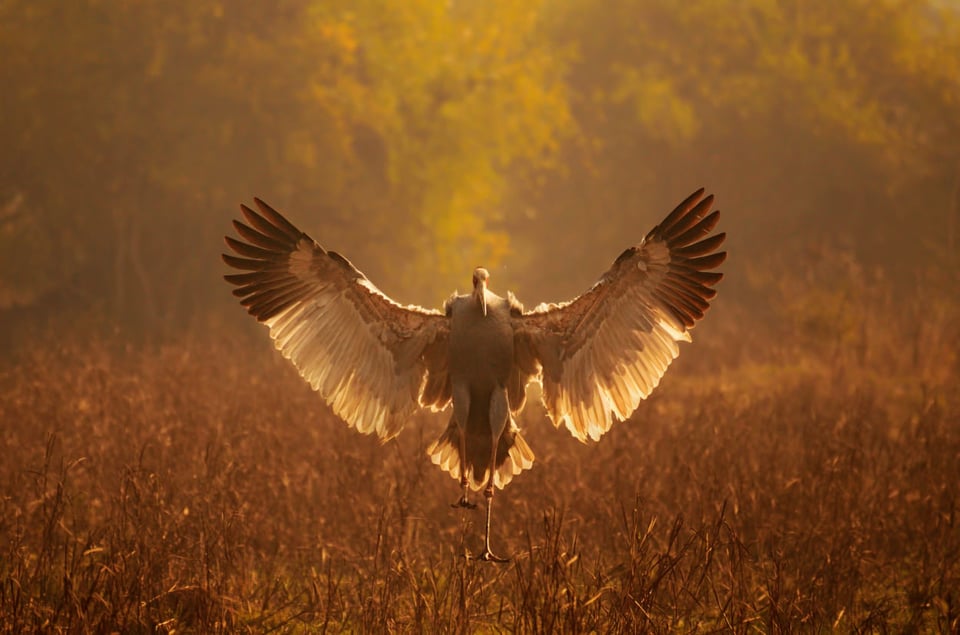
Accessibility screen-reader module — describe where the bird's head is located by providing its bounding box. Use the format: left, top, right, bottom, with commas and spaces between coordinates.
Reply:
472, 267, 489, 316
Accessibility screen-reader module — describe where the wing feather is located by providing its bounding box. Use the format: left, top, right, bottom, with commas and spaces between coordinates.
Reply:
514, 188, 726, 442
224, 236, 277, 260
232, 220, 291, 251
673, 210, 721, 246
673, 232, 726, 258
222, 253, 275, 271
662, 195, 715, 235
684, 251, 727, 271
223, 199, 451, 440
657, 188, 707, 232
239, 204, 290, 242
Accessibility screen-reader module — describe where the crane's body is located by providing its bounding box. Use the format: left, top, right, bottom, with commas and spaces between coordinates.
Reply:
223, 189, 726, 561
447, 284, 515, 486
441, 286, 521, 559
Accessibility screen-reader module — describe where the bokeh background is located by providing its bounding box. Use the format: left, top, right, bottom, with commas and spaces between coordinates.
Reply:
2, 1, 959, 632
2, 0, 958, 338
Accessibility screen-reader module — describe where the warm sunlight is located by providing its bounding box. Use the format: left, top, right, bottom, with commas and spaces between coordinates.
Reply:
1, 1, 958, 631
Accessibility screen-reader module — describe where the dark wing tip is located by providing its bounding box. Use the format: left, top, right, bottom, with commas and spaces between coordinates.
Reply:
253, 197, 303, 239
673, 210, 721, 247
684, 251, 727, 270
656, 191, 726, 325
657, 188, 708, 235
238, 203, 260, 224
238, 200, 302, 244
674, 232, 725, 258
223, 235, 271, 260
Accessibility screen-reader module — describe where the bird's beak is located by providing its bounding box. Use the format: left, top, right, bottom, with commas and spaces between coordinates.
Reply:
475, 280, 487, 316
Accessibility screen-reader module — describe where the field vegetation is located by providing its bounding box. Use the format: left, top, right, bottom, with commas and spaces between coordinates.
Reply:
2, 261, 957, 633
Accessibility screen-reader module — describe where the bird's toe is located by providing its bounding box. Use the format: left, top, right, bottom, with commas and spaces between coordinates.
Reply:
451, 496, 478, 510
474, 548, 510, 563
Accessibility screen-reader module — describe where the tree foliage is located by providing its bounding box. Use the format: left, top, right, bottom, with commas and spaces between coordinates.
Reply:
507, 0, 960, 302
0, 0, 957, 333
0, 0, 570, 324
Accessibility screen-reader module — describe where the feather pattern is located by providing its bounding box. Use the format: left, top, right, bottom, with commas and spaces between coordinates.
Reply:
224, 189, 722, 463
223, 198, 451, 440
513, 188, 726, 441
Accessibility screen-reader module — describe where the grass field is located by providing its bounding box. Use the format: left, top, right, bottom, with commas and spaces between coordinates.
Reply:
2, 275, 958, 632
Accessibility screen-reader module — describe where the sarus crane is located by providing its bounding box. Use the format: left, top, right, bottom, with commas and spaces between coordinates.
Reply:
223, 189, 725, 562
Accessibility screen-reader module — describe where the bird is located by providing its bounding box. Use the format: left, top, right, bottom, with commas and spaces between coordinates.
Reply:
222, 188, 726, 562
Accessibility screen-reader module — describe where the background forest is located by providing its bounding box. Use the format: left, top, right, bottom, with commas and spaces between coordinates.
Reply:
2, 1, 959, 632
2, 0, 958, 329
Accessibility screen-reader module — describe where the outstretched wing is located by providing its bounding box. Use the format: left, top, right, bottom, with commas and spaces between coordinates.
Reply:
223, 198, 451, 440
513, 188, 726, 442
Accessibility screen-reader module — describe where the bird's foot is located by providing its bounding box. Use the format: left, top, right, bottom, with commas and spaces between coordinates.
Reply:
473, 547, 510, 563
451, 496, 477, 510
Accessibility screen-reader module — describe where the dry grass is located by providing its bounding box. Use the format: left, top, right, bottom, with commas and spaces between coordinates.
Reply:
2, 273, 959, 632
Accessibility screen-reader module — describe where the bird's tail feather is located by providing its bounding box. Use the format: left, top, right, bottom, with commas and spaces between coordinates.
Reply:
427, 418, 535, 491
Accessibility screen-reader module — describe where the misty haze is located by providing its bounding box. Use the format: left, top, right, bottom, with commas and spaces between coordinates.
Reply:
1, 1, 958, 632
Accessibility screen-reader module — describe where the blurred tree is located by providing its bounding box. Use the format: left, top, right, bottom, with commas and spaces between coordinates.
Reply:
1, 0, 355, 326
304, 0, 572, 302
1, 0, 957, 339
506, 0, 960, 302
0, 0, 570, 333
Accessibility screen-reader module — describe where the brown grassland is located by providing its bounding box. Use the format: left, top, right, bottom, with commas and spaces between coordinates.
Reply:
1, 264, 959, 633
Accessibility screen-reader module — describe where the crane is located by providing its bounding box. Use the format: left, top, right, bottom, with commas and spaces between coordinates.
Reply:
223, 189, 726, 561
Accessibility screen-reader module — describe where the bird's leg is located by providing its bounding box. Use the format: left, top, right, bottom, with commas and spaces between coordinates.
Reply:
451, 430, 476, 510
475, 489, 508, 563
451, 383, 475, 509
476, 388, 509, 563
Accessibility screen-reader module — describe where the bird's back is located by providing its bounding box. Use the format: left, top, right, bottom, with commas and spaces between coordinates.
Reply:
447, 291, 514, 394
431, 290, 532, 491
